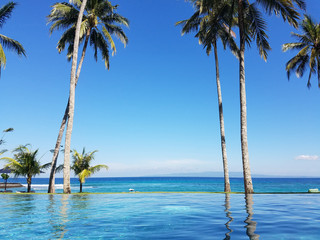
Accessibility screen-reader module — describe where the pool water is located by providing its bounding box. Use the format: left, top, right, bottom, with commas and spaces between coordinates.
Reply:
1, 193, 319, 239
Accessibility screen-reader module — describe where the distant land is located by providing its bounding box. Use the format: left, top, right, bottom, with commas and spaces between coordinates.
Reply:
143, 171, 320, 178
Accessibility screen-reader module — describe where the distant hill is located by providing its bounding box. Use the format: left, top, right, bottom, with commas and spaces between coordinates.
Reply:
143, 172, 317, 178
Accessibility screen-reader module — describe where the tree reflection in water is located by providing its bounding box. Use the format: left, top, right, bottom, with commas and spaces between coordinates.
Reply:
58, 194, 70, 239
224, 193, 233, 240
244, 194, 260, 240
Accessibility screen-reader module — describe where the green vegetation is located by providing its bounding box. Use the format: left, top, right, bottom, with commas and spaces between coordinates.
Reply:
1, 173, 9, 191
0, 145, 50, 192
47, 0, 129, 194
72, 148, 108, 193
283, 15, 320, 88
0, 2, 25, 74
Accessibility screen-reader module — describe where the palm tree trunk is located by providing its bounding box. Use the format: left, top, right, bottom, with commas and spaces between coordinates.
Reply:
80, 182, 82, 193
27, 176, 31, 193
238, 0, 253, 194
48, 30, 91, 194
63, 0, 88, 194
4, 179, 7, 191
213, 42, 231, 193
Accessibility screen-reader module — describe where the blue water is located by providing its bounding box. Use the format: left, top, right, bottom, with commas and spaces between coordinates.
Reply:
0, 193, 319, 239
5, 177, 320, 193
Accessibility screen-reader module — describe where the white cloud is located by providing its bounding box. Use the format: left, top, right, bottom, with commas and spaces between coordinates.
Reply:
295, 155, 319, 161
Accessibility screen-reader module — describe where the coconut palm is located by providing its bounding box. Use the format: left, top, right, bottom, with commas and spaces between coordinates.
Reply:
283, 15, 320, 88
72, 148, 108, 193
47, 0, 128, 193
0, 2, 25, 74
176, 0, 238, 192
233, 0, 305, 193
0, 145, 50, 192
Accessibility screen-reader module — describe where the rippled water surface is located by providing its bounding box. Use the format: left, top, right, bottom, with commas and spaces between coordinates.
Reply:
1, 193, 319, 239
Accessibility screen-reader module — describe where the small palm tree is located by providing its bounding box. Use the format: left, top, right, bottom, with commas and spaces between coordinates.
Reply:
176, 0, 238, 193
1, 145, 50, 192
1, 173, 9, 191
72, 148, 108, 193
283, 15, 320, 88
0, 2, 26, 74
47, 0, 128, 193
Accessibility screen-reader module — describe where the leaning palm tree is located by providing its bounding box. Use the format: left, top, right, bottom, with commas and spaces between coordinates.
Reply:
47, 0, 128, 193
0, 2, 26, 74
0, 145, 50, 192
72, 148, 108, 193
233, 0, 305, 193
283, 15, 320, 88
176, 0, 238, 192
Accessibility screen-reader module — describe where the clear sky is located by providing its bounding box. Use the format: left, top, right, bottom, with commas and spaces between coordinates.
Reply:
1, 0, 320, 178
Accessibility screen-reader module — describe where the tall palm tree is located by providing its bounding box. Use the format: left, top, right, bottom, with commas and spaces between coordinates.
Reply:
234, 0, 305, 193
283, 15, 320, 88
47, 0, 128, 193
176, 0, 238, 192
0, 145, 50, 192
72, 148, 108, 193
0, 2, 25, 74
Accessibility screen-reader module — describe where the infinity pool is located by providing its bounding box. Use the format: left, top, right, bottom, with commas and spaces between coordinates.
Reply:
0, 193, 319, 239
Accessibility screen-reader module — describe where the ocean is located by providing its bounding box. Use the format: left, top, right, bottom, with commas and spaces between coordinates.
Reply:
6, 177, 320, 193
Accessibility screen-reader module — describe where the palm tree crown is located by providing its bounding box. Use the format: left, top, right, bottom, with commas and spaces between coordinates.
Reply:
72, 148, 108, 192
48, 0, 129, 69
0, 2, 26, 71
283, 15, 320, 88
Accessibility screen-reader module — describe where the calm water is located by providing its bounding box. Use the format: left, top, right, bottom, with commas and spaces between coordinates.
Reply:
6, 177, 320, 193
0, 193, 319, 239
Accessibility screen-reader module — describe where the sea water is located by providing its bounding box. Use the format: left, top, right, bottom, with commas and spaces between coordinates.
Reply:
0, 193, 319, 239
6, 177, 320, 193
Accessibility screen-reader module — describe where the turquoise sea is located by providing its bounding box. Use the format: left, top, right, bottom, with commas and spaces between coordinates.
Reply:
7, 177, 320, 193
1, 177, 320, 239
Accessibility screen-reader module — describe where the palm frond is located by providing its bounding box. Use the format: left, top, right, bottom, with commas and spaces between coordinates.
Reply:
102, 26, 116, 55
0, 43, 6, 68
256, 0, 301, 28
56, 164, 64, 173
247, 3, 271, 61
282, 42, 306, 52
0, 34, 26, 56
79, 169, 91, 183
89, 164, 108, 174
0, 2, 16, 29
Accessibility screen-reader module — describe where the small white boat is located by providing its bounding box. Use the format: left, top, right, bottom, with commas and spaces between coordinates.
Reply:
129, 188, 135, 192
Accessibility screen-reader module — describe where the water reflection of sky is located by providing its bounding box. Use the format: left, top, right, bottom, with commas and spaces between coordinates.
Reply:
0, 194, 319, 239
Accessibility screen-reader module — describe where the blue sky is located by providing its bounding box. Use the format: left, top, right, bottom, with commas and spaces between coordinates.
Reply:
1, 0, 320, 177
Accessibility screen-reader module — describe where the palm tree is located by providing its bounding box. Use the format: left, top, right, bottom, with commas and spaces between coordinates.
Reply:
176, 0, 238, 192
234, 0, 305, 193
0, 2, 26, 74
283, 15, 320, 88
1, 173, 9, 191
47, 0, 128, 193
0, 145, 50, 192
72, 148, 108, 193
